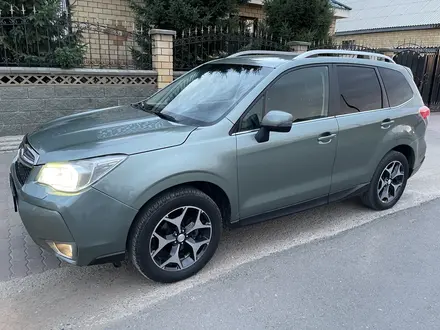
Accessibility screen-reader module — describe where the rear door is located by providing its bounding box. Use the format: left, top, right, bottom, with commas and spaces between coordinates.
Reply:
330, 64, 397, 196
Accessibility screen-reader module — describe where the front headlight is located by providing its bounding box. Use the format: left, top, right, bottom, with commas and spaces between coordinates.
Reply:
36, 155, 126, 193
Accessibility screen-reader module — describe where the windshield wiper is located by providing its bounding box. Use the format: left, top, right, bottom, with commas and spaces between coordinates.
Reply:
152, 111, 177, 122
131, 102, 177, 122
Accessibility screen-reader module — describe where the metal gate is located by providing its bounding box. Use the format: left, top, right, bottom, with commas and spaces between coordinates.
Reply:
394, 49, 440, 111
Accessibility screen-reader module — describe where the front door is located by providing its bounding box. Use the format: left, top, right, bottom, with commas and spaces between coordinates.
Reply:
235, 66, 339, 219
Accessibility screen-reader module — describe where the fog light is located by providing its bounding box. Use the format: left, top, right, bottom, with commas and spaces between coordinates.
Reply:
47, 241, 76, 259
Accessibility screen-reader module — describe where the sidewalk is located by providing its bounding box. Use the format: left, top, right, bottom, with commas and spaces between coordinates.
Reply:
0, 135, 23, 152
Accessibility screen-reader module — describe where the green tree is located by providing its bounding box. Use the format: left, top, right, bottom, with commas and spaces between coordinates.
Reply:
0, 0, 85, 68
129, 0, 248, 68
264, 0, 333, 42
130, 0, 247, 33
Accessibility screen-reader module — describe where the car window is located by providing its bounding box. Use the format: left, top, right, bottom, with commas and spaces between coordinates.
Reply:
265, 66, 329, 122
240, 96, 264, 131
142, 63, 272, 126
379, 67, 414, 107
336, 66, 383, 114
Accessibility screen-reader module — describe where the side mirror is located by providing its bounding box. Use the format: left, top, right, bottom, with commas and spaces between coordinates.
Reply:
255, 110, 293, 143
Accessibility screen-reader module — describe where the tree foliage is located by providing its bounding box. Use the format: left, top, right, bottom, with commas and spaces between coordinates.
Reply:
130, 0, 248, 68
0, 0, 85, 68
130, 0, 248, 33
264, 0, 333, 42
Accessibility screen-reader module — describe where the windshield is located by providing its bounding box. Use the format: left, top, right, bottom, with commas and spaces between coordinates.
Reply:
140, 63, 272, 125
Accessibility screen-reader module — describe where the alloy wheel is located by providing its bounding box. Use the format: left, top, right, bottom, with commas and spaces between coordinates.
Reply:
377, 160, 405, 204
149, 206, 212, 271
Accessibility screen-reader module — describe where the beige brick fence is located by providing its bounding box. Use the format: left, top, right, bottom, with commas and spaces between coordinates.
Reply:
0, 67, 157, 136
150, 29, 176, 89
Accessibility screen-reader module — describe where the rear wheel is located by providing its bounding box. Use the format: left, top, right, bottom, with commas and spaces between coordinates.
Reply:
129, 187, 222, 283
361, 151, 409, 210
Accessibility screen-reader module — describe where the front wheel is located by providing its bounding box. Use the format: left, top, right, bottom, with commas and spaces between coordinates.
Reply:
361, 151, 409, 211
129, 187, 222, 283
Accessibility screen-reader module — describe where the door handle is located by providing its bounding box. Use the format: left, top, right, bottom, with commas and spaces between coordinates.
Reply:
317, 133, 336, 144
381, 118, 395, 129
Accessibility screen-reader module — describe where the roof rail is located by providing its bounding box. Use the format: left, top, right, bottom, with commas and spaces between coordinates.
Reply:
228, 50, 299, 58
295, 49, 395, 63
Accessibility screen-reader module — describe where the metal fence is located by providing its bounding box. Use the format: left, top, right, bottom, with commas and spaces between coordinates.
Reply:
78, 21, 152, 70
174, 27, 290, 71
310, 40, 378, 53
0, 16, 152, 69
394, 48, 440, 111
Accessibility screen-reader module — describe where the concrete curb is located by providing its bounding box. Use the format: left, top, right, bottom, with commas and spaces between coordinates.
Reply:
0, 135, 23, 152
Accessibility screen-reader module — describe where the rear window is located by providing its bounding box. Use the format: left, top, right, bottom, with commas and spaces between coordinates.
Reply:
336, 66, 383, 114
379, 67, 414, 107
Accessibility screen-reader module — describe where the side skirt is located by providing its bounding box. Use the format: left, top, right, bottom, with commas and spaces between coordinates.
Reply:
233, 183, 370, 228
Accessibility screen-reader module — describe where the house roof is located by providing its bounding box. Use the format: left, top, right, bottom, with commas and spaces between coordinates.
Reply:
248, 0, 351, 11
329, 0, 352, 11
335, 0, 440, 35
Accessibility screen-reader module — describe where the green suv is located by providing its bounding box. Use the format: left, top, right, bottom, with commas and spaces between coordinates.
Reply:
10, 49, 429, 283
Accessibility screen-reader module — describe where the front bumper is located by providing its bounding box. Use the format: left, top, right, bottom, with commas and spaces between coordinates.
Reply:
10, 160, 138, 266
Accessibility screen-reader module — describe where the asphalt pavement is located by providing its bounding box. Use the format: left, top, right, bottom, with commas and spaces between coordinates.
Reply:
104, 197, 440, 330
0, 114, 440, 329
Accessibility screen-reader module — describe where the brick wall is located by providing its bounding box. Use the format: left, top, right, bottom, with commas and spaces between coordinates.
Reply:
0, 68, 157, 136
335, 28, 440, 48
72, 0, 134, 25
238, 3, 265, 20
71, 0, 137, 68
73, 1, 267, 23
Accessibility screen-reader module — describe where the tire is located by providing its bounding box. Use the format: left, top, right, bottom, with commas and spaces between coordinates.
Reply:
129, 186, 222, 283
361, 151, 409, 211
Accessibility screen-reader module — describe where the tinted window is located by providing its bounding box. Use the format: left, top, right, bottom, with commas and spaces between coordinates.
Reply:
240, 96, 264, 131
379, 67, 414, 107
337, 66, 383, 114
142, 64, 272, 126
265, 66, 329, 122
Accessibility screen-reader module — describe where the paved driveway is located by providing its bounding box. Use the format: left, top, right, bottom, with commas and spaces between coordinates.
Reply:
105, 197, 440, 330
0, 153, 61, 281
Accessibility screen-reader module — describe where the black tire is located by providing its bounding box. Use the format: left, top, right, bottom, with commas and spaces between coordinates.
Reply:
361, 151, 409, 211
129, 186, 222, 283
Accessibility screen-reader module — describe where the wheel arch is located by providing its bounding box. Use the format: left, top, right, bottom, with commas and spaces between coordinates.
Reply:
368, 141, 416, 184
126, 175, 236, 250
392, 144, 415, 174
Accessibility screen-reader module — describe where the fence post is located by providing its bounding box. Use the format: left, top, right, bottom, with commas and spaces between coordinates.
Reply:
287, 41, 311, 53
149, 29, 176, 89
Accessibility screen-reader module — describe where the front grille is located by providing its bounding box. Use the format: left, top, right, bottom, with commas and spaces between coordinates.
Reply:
22, 146, 36, 164
15, 161, 32, 185
14, 137, 38, 185
19, 140, 38, 165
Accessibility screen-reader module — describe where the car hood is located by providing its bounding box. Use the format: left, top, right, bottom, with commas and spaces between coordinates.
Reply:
27, 105, 196, 164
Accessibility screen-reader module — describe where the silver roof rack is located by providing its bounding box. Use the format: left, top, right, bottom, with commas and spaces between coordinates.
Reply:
227, 49, 396, 64
228, 50, 299, 58
295, 49, 395, 63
